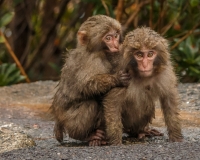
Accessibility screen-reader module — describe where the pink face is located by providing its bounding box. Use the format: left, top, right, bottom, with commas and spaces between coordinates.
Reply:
102, 30, 120, 53
134, 49, 157, 77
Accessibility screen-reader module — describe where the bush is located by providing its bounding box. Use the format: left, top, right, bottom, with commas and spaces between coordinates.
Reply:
0, 63, 25, 86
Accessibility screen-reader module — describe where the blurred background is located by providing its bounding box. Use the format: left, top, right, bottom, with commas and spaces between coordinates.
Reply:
0, 0, 200, 86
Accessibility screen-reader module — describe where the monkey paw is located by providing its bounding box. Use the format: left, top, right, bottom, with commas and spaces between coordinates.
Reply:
118, 70, 131, 87
89, 139, 107, 146
138, 128, 164, 140
86, 129, 108, 146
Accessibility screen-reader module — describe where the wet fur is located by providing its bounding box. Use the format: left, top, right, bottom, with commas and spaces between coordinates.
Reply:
104, 27, 183, 145
50, 15, 122, 142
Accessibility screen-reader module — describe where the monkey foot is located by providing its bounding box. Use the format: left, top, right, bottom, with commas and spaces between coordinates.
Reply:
138, 128, 164, 140
89, 139, 107, 146
86, 129, 108, 146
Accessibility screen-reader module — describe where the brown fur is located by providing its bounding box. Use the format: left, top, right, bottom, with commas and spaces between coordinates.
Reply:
50, 15, 123, 143
104, 27, 183, 145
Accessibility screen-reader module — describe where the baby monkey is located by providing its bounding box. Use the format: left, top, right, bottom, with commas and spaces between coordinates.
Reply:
50, 15, 130, 146
104, 27, 183, 145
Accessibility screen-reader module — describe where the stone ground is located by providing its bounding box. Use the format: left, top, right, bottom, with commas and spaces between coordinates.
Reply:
0, 81, 200, 159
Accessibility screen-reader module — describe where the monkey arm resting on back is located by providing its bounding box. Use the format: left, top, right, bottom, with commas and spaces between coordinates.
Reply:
74, 51, 122, 98
81, 74, 120, 97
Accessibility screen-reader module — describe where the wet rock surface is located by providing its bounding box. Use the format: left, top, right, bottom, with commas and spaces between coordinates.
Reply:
0, 81, 200, 159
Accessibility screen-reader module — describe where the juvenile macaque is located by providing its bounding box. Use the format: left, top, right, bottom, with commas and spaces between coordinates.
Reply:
50, 15, 128, 146
104, 27, 183, 145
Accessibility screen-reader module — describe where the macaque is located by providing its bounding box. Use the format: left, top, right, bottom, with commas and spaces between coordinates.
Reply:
50, 15, 128, 146
104, 27, 183, 145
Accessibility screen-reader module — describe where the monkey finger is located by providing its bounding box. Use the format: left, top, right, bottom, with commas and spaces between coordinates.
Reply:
145, 129, 164, 136
96, 129, 105, 135
149, 129, 164, 136
90, 140, 97, 146
120, 76, 131, 80
101, 140, 107, 145
95, 132, 105, 139
138, 133, 146, 140
98, 140, 101, 146
120, 72, 130, 76
90, 135, 102, 141
89, 140, 94, 146
121, 72, 130, 76
94, 140, 101, 146
94, 140, 98, 146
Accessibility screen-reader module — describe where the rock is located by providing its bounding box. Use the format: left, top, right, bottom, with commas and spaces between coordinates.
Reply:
0, 122, 35, 153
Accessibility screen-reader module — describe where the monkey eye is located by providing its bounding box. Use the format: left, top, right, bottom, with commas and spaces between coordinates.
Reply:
114, 33, 119, 38
147, 51, 154, 57
105, 35, 112, 41
135, 52, 143, 59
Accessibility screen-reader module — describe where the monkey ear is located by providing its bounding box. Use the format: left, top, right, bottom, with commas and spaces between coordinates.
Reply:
77, 31, 88, 45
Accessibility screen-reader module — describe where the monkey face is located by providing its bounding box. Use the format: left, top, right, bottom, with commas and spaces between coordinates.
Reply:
77, 15, 122, 53
123, 27, 170, 78
123, 46, 162, 78
102, 29, 120, 53
133, 48, 157, 77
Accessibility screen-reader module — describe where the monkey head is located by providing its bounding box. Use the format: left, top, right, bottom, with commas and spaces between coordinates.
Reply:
122, 27, 170, 78
77, 15, 122, 53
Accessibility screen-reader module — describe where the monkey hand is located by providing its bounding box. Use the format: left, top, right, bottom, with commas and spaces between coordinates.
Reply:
118, 70, 131, 87
87, 129, 108, 146
138, 128, 164, 140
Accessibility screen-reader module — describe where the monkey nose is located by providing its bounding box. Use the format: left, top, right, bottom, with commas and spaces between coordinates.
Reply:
142, 60, 148, 68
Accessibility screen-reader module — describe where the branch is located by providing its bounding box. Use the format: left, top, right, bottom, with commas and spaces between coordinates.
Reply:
101, 0, 110, 16
0, 30, 30, 83
157, 0, 166, 33
160, 12, 180, 35
116, 0, 124, 21
25, 0, 70, 71
124, 0, 151, 29
168, 31, 187, 40
170, 23, 200, 50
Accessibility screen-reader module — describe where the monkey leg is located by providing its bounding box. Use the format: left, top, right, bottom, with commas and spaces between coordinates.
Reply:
160, 91, 183, 142
54, 121, 65, 143
104, 88, 124, 145
60, 100, 106, 146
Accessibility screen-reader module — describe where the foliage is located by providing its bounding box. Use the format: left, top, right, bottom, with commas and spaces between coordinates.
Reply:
0, 12, 14, 28
172, 37, 200, 82
0, 0, 200, 84
0, 63, 25, 86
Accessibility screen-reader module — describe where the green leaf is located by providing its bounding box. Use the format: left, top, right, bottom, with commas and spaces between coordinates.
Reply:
5, 63, 17, 77
0, 63, 7, 74
0, 12, 14, 27
189, 66, 200, 74
0, 63, 25, 86
190, 0, 199, 7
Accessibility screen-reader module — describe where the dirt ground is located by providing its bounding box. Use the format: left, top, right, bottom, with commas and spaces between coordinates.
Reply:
0, 81, 200, 159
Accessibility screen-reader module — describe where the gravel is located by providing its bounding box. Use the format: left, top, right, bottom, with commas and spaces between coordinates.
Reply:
0, 81, 199, 159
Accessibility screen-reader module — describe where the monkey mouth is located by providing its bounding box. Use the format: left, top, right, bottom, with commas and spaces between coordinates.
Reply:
138, 69, 153, 77
139, 69, 153, 73
108, 47, 119, 53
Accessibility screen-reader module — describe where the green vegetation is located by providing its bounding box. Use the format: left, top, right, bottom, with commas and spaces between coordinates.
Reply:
0, 63, 25, 86
0, 0, 200, 85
